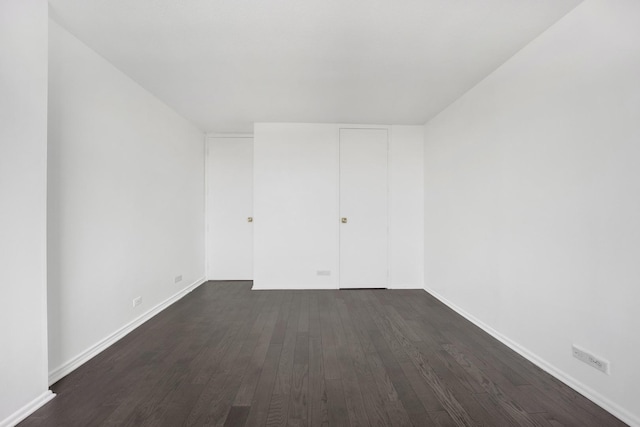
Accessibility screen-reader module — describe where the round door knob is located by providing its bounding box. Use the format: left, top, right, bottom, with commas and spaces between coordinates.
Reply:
341, 217, 347, 223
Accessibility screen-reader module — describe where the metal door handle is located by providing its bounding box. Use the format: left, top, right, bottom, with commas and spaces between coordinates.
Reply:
248, 217, 253, 222
341, 217, 347, 223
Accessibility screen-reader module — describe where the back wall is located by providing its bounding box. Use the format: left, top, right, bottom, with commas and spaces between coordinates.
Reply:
253, 123, 423, 289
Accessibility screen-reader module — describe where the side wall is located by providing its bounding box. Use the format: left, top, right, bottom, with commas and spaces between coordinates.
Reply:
0, 1, 53, 425
423, 1, 640, 424
253, 123, 423, 289
47, 20, 206, 381
390, 126, 424, 288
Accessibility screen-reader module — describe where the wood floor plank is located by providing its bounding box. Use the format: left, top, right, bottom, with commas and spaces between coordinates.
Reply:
359, 292, 449, 416
183, 289, 270, 426
243, 293, 293, 426
290, 293, 311, 426
367, 329, 431, 426
288, 332, 310, 427
243, 340, 283, 427
440, 327, 530, 387
336, 295, 391, 426
318, 293, 341, 381
19, 282, 628, 427
531, 412, 569, 427
266, 292, 302, 427
446, 324, 626, 427
205, 291, 282, 425
355, 293, 417, 427
363, 349, 413, 427
288, 294, 311, 426
329, 293, 370, 427
234, 295, 281, 406
355, 289, 478, 426
102, 334, 197, 426
428, 410, 460, 427
442, 342, 547, 415
307, 293, 330, 427
472, 392, 543, 427
156, 384, 205, 427
325, 378, 350, 427
223, 406, 250, 427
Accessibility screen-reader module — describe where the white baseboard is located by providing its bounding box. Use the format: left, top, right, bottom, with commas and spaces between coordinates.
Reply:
251, 283, 338, 290
424, 286, 639, 427
0, 390, 55, 427
389, 283, 424, 290
48, 277, 206, 385
252, 283, 424, 290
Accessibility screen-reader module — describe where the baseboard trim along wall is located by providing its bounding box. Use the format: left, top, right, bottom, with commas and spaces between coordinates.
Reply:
251, 283, 337, 291
424, 287, 639, 427
48, 276, 206, 386
251, 284, 425, 290
389, 283, 424, 290
0, 391, 55, 427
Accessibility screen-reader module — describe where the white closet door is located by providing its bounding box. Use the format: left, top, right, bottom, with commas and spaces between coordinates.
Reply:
206, 137, 253, 280
339, 128, 388, 288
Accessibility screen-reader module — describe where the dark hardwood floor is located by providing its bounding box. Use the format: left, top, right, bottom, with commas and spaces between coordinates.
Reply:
21, 281, 626, 426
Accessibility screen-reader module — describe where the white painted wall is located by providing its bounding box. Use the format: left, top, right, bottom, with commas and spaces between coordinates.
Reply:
47, 20, 205, 381
423, 1, 640, 425
0, 1, 53, 425
206, 136, 254, 280
253, 123, 423, 290
253, 124, 339, 289
390, 126, 424, 288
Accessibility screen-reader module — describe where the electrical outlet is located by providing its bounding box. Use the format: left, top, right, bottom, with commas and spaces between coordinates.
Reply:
132, 296, 142, 308
174, 275, 183, 284
572, 345, 609, 374
316, 270, 331, 276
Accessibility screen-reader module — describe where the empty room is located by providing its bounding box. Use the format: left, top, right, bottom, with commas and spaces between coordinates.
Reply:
2, 0, 639, 426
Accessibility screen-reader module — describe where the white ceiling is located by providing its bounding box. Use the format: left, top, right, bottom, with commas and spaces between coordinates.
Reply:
48, 0, 581, 133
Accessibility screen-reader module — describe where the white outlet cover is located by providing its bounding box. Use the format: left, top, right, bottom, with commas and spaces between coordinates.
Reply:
572, 345, 609, 374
